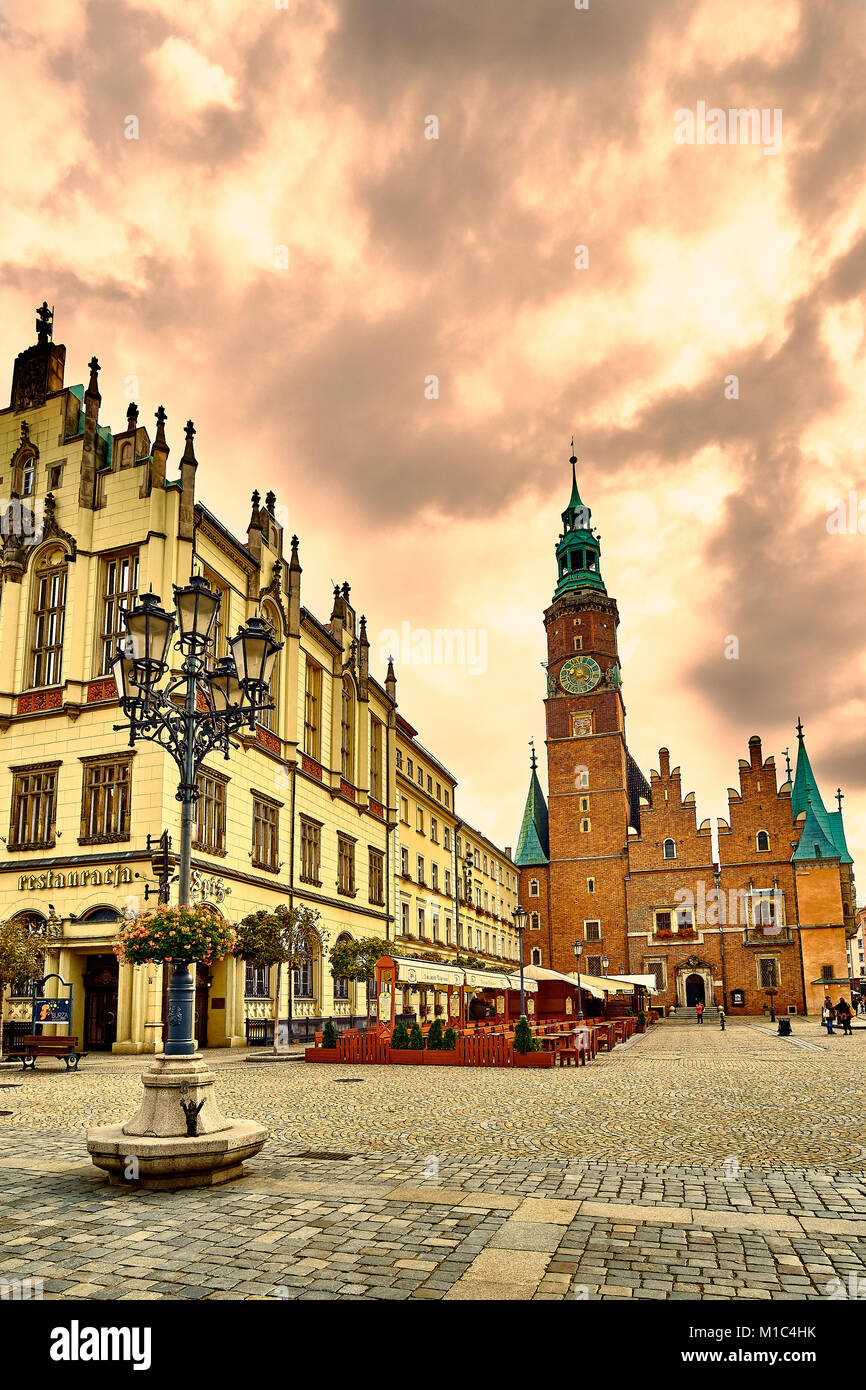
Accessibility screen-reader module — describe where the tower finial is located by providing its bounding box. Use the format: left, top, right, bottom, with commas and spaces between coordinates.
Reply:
36, 301, 53, 343
154, 404, 168, 450
529, 737, 537, 773
837, 787, 844, 813
783, 746, 792, 785
796, 716, 804, 741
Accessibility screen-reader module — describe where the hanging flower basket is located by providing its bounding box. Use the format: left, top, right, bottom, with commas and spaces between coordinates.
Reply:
114, 903, 236, 968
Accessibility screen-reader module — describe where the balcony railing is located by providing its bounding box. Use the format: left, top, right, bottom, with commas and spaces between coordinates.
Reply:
742, 927, 794, 946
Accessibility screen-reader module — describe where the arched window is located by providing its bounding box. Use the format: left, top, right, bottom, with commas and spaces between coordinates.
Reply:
30, 548, 68, 687
119, 440, 133, 468
756, 830, 770, 852
260, 603, 281, 734
531, 948, 542, 965
340, 677, 355, 783
529, 878, 540, 897
663, 838, 676, 860
333, 932, 351, 1001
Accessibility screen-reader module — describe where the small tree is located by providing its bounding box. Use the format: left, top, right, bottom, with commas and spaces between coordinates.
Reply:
442, 1026, 458, 1051
321, 1017, 338, 1049
408, 1019, 425, 1050
513, 1015, 536, 1054
0, 919, 45, 1041
391, 1018, 410, 1049
234, 903, 322, 1053
328, 936, 391, 1027
426, 1017, 444, 1050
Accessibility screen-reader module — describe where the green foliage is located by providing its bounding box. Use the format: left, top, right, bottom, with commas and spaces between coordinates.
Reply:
513, 1015, 536, 1054
321, 1018, 338, 1049
442, 1027, 458, 1051
233, 903, 322, 970
391, 1018, 410, 1049
637, 1011, 647, 1027
328, 936, 391, 985
426, 1017, 444, 1050
408, 1020, 425, 1050
0, 919, 45, 992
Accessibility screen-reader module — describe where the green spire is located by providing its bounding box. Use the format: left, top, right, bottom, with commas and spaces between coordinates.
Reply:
790, 718, 834, 840
790, 720, 851, 863
515, 741, 550, 866
554, 442, 606, 600
792, 796, 839, 863
828, 789, 854, 865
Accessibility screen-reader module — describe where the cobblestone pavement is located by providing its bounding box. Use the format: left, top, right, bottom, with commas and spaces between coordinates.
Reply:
1, 1020, 865, 1301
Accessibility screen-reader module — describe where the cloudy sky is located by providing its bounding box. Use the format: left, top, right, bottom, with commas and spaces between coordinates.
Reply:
2, 0, 865, 884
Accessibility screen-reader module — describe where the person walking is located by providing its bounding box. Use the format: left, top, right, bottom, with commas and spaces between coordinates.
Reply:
836, 998, 853, 1036
718, 1006, 726, 1031
822, 998, 835, 1035
695, 1000, 704, 1025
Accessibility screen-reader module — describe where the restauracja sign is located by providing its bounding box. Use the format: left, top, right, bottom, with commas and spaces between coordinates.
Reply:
17, 866, 134, 892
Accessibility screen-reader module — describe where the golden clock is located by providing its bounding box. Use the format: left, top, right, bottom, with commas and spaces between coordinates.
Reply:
559, 655, 601, 695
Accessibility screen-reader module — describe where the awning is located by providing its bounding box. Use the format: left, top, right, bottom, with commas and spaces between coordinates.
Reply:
464, 968, 537, 993
524, 963, 606, 1000
607, 973, 659, 996
391, 956, 465, 988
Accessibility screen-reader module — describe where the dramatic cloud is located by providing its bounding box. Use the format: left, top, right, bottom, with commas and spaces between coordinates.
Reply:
1, 0, 864, 880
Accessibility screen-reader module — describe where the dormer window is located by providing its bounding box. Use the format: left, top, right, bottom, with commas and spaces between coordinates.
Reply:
663, 838, 676, 859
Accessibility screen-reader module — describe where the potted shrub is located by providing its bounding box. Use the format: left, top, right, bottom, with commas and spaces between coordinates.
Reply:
389, 1017, 417, 1064
512, 1014, 553, 1068
408, 1020, 425, 1050
423, 1016, 460, 1065
635, 1010, 647, 1034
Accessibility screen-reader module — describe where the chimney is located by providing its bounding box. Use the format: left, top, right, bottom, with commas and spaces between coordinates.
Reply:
749, 734, 762, 770
658, 747, 671, 779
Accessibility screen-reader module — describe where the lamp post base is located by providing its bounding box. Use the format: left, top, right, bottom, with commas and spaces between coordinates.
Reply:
85, 1052, 268, 1189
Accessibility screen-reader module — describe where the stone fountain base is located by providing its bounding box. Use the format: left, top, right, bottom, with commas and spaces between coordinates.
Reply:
86, 1053, 268, 1191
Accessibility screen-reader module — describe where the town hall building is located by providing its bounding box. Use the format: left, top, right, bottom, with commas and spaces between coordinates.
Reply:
515, 450, 856, 1017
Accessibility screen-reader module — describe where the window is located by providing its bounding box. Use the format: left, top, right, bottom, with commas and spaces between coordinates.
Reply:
484, 932, 490, 953
30, 555, 67, 687
20, 453, 36, 497
400, 797, 409, 824
475, 885, 482, 908
445, 917, 452, 943
396, 749, 403, 770
369, 717, 383, 800
369, 847, 384, 905
531, 948, 542, 965
417, 854, 425, 884
416, 807, 424, 834
655, 910, 673, 933
530, 912, 541, 930
49, 463, 64, 490
98, 550, 139, 676
340, 678, 355, 782
400, 901, 410, 935
337, 834, 356, 895
587, 877, 595, 893
430, 817, 439, 843
484, 891, 489, 911
436, 782, 441, 801
80, 755, 132, 843
580, 796, 589, 812
299, 817, 321, 884
406, 758, 414, 778
756, 830, 770, 852
400, 846, 409, 876
334, 971, 349, 1000
444, 790, 450, 808
820, 963, 834, 982
418, 907, 426, 937
663, 838, 676, 859
474, 849, 480, 870
432, 913, 439, 941
260, 603, 281, 734
9, 762, 59, 850
417, 766, 423, 786
675, 905, 694, 930
585, 920, 601, 941
202, 566, 230, 659
294, 949, 314, 999
245, 962, 270, 998
303, 660, 322, 760
751, 890, 783, 929
252, 794, 280, 872
431, 863, 439, 891
483, 855, 488, 874
443, 827, 451, 851
194, 770, 227, 855
758, 957, 779, 989
476, 929, 482, 950
586, 955, 602, 976
580, 818, 591, 832
576, 768, 589, 788
445, 869, 451, 895
645, 958, 667, 993
427, 775, 432, 793
529, 878, 539, 896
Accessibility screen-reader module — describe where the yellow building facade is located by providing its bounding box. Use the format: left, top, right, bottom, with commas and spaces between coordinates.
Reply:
0, 306, 514, 1051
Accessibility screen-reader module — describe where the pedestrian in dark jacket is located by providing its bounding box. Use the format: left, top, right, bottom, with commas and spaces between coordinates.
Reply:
836, 999, 853, 1036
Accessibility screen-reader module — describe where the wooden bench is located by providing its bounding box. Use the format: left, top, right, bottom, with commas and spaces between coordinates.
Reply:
14, 1035, 85, 1071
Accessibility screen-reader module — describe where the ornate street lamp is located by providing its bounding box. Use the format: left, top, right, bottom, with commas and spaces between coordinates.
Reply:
572, 939, 585, 1021
512, 903, 528, 1018
601, 953, 610, 976
113, 579, 282, 1058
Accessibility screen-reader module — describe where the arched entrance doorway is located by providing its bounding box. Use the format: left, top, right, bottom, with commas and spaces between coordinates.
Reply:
83, 955, 119, 1050
685, 973, 706, 1007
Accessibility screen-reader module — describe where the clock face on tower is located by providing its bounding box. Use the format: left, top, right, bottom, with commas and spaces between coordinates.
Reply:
559, 655, 602, 695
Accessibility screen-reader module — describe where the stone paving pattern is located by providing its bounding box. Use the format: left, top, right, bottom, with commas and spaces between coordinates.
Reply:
1, 1019, 865, 1300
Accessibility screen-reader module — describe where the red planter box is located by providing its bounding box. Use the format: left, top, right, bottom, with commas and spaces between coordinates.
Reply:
513, 1051, 554, 1068
423, 1051, 461, 1065
389, 1049, 425, 1064
304, 1048, 339, 1063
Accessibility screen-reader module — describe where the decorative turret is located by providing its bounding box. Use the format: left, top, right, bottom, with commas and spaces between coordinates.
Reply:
790, 720, 852, 864
179, 420, 197, 541
553, 443, 606, 600
287, 534, 301, 636
358, 613, 370, 692
79, 355, 102, 508
385, 654, 397, 703
515, 741, 550, 866
146, 404, 169, 495
10, 301, 66, 412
